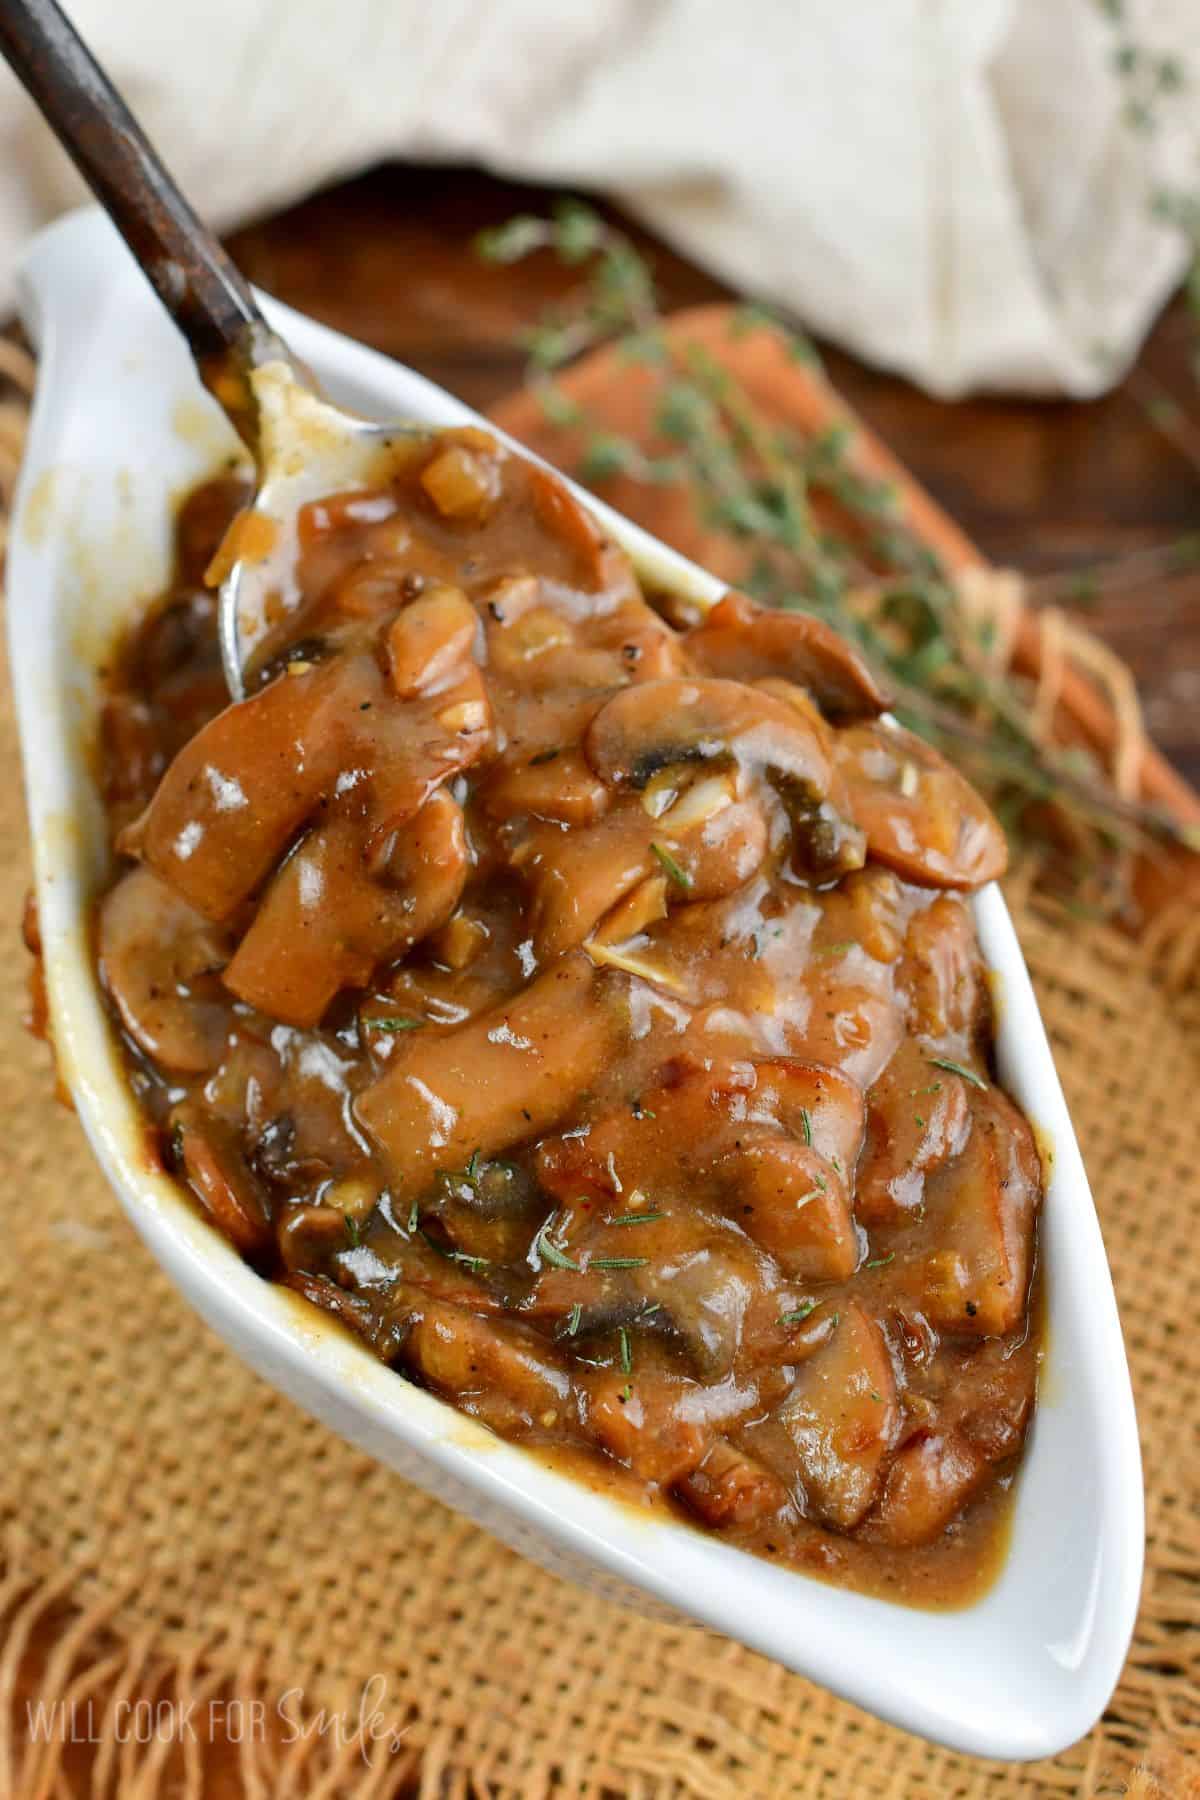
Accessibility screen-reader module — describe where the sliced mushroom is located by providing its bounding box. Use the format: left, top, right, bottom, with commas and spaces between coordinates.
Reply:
869, 1431, 989, 1548
365, 664, 492, 857
536, 1292, 687, 1355
207, 1030, 363, 1175
675, 1439, 790, 1531
900, 893, 987, 1041
534, 1056, 757, 1206
685, 590, 888, 722
122, 652, 365, 922
585, 677, 865, 877
98, 865, 233, 1072
515, 778, 769, 962
919, 1086, 1041, 1336
772, 1300, 900, 1531
583, 1369, 714, 1486
812, 863, 906, 966
749, 1058, 867, 1173
835, 721, 1007, 889
355, 953, 622, 1187
223, 788, 469, 1027
388, 1286, 575, 1440
479, 746, 612, 829
172, 1108, 273, 1256
869, 1339, 1036, 1545
536, 1056, 863, 1252
519, 808, 658, 962
725, 1138, 858, 1281
855, 1040, 972, 1226
523, 1198, 794, 1383
783, 979, 906, 1092
127, 650, 490, 924
421, 1155, 543, 1267
526, 461, 616, 591
285, 1270, 377, 1341
277, 1199, 356, 1272
584, 595, 688, 683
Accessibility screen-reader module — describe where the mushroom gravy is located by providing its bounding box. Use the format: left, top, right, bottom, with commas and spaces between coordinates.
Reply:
93, 430, 1041, 1606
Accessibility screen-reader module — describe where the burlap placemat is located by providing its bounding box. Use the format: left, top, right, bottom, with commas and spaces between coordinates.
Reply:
0, 342, 1198, 1798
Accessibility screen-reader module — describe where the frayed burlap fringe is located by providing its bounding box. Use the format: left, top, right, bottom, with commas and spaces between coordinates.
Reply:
0, 1557, 425, 1800
2, 350, 1199, 1798
959, 566, 1150, 819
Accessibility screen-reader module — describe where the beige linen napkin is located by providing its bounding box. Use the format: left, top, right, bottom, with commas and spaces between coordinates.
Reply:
0, 0, 1194, 396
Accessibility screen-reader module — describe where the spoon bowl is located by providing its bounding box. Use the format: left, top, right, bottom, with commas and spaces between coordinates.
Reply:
216, 365, 429, 693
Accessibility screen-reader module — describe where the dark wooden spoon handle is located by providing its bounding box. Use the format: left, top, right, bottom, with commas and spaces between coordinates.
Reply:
0, 0, 288, 432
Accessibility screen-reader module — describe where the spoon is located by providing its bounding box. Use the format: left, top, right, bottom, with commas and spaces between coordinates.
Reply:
0, 0, 421, 698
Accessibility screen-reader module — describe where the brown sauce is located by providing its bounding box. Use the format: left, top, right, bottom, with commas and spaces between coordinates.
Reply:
90, 429, 1041, 1607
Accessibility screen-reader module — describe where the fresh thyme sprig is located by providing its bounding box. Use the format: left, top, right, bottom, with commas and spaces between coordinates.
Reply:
478, 199, 1200, 915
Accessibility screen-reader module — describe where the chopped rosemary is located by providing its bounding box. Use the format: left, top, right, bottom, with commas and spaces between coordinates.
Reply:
451, 1250, 490, 1271
533, 1216, 581, 1271
799, 1107, 813, 1147
779, 1300, 817, 1326
529, 747, 561, 766
620, 1383, 633, 1403
407, 1195, 420, 1234
590, 1255, 649, 1270
343, 1214, 362, 1247
562, 1302, 583, 1338
926, 1055, 988, 1090
650, 842, 692, 890
370, 1015, 424, 1033
419, 1230, 489, 1271
611, 1210, 666, 1227
618, 1326, 633, 1374
864, 1252, 896, 1270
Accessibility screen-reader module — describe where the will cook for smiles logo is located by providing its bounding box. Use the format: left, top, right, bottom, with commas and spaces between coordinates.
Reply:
26, 1674, 409, 1763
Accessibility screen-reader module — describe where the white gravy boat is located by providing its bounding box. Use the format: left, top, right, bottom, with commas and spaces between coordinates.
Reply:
8, 205, 1143, 1760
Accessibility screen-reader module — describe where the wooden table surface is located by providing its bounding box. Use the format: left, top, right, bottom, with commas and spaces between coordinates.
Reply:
227, 162, 1200, 793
